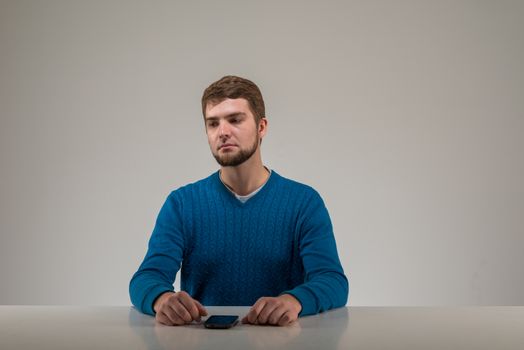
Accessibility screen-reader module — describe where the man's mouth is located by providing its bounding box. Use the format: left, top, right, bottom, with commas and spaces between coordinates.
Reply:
219, 144, 236, 150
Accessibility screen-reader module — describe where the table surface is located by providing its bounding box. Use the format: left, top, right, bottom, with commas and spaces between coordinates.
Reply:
1, 306, 523, 350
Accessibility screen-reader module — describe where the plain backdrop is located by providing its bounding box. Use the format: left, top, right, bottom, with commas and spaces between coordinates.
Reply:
1, 0, 523, 306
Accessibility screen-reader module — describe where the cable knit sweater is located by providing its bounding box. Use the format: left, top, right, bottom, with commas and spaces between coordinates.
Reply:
129, 170, 349, 316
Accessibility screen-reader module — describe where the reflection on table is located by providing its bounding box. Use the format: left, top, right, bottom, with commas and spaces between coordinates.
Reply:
1, 306, 523, 350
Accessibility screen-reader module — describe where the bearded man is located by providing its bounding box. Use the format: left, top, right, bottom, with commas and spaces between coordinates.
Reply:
130, 75, 349, 327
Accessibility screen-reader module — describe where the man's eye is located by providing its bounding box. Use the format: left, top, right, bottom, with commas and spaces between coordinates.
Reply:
208, 122, 218, 128
231, 118, 239, 124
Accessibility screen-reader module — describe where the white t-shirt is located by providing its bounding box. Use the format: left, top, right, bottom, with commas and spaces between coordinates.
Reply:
220, 167, 272, 203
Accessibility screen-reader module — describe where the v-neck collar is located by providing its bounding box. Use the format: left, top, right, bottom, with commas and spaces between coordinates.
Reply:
213, 169, 277, 208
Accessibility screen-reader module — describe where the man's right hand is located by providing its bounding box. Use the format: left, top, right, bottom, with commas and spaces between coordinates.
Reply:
153, 291, 208, 326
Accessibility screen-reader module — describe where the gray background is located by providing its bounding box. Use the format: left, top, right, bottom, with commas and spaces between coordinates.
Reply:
1, 0, 523, 306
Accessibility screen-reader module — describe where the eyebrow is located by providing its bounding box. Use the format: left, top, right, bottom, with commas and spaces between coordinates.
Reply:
205, 112, 246, 121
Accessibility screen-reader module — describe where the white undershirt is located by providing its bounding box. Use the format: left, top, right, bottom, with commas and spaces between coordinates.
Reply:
220, 167, 272, 203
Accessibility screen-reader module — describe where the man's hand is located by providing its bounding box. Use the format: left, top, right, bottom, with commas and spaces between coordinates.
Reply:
241, 294, 302, 326
153, 291, 208, 326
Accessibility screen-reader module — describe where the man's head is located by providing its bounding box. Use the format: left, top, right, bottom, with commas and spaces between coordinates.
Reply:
201, 75, 265, 125
202, 76, 267, 167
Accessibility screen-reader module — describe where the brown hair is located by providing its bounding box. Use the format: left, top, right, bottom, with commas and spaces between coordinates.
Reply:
201, 75, 265, 124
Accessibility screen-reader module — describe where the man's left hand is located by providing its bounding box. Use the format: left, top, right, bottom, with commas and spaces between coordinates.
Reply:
241, 294, 302, 326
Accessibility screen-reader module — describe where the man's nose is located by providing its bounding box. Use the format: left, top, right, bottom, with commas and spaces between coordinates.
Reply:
218, 122, 231, 138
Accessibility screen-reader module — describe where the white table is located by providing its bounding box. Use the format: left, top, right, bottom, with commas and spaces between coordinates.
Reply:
1, 306, 523, 349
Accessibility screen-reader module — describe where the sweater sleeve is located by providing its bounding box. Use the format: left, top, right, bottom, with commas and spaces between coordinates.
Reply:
129, 192, 185, 316
281, 189, 349, 316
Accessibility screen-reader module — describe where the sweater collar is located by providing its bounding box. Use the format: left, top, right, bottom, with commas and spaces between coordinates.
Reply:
213, 168, 279, 207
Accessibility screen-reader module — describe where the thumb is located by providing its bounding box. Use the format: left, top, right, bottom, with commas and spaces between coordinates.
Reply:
195, 299, 208, 316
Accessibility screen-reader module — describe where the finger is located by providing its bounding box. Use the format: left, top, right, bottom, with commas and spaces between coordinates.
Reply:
246, 298, 267, 324
164, 302, 187, 325
267, 306, 287, 325
241, 314, 252, 324
178, 294, 201, 322
194, 299, 208, 316
156, 311, 174, 326
171, 298, 193, 323
257, 302, 279, 325
277, 310, 294, 327
161, 292, 189, 325
158, 306, 185, 326
156, 300, 176, 326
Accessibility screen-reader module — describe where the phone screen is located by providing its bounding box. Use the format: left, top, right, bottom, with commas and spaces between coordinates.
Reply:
204, 315, 239, 329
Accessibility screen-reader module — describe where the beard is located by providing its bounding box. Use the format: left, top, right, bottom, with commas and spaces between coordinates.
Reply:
213, 135, 259, 167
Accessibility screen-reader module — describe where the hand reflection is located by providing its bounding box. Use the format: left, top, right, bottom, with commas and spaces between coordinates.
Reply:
129, 307, 205, 350
244, 320, 302, 347
154, 320, 204, 349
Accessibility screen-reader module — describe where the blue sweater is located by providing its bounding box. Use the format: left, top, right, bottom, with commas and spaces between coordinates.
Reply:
129, 170, 349, 316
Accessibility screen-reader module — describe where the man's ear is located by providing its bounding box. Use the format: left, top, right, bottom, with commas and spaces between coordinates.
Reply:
258, 117, 268, 145
258, 117, 268, 137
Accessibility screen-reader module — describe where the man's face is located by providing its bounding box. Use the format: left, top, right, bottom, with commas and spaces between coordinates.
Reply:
204, 98, 264, 167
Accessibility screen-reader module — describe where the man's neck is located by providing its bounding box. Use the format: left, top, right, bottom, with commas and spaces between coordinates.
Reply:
219, 156, 270, 196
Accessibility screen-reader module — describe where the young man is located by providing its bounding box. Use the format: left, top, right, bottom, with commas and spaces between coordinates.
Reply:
129, 75, 349, 327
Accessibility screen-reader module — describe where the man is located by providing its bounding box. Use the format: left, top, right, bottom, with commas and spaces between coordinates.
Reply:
129, 75, 349, 327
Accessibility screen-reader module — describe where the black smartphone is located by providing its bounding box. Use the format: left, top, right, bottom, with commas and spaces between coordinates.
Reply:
204, 315, 239, 329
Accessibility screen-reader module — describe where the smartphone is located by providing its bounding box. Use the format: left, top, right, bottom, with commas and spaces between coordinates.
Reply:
204, 315, 239, 329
